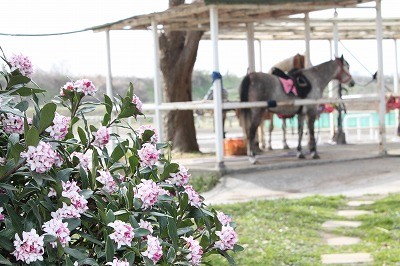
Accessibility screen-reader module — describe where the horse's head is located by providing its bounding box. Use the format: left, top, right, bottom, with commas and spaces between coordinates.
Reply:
335, 55, 355, 87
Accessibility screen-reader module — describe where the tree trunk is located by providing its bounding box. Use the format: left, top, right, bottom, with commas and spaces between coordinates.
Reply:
159, 0, 204, 152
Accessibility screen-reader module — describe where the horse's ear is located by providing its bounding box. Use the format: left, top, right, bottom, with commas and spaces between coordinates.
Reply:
340, 55, 344, 60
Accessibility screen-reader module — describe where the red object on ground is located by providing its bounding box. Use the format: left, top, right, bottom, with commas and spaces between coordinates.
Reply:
386, 96, 400, 110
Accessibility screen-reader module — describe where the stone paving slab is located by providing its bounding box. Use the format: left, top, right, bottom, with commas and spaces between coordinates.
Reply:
321, 253, 373, 264
326, 236, 362, 246
347, 200, 375, 207
337, 210, 373, 218
322, 220, 362, 230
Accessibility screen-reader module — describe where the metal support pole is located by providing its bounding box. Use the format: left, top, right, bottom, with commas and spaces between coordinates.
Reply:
210, 6, 224, 164
394, 39, 399, 132
105, 30, 113, 98
328, 40, 335, 136
258, 39, 263, 72
304, 13, 312, 67
246, 23, 256, 72
151, 19, 164, 142
376, 0, 387, 155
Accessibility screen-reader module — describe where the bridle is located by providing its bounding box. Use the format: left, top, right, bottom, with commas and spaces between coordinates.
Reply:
335, 58, 353, 84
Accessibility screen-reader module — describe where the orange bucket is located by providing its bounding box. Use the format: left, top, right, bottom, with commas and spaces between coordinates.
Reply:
224, 138, 247, 156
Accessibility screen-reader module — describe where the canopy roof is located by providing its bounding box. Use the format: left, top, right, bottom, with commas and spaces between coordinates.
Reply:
90, 0, 400, 40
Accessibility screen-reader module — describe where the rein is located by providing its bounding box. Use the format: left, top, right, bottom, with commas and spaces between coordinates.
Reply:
334, 58, 352, 84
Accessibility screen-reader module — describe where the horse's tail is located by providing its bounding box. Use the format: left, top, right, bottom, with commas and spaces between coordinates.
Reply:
238, 74, 251, 138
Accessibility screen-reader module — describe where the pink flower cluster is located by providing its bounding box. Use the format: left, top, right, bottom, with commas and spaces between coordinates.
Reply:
134, 179, 160, 210
169, 165, 190, 187
60, 79, 97, 96
96, 170, 118, 193
137, 143, 160, 167
132, 94, 143, 113
93, 126, 110, 149
108, 220, 135, 249
71, 151, 90, 170
137, 124, 158, 143
45, 113, 70, 140
21, 141, 57, 173
139, 219, 153, 239
183, 185, 203, 208
42, 218, 71, 248
12, 229, 44, 264
61, 181, 88, 215
182, 236, 203, 266
142, 235, 162, 264
217, 211, 231, 226
9, 54, 33, 77
1, 113, 30, 134
106, 258, 129, 266
214, 225, 238, 250
51, 203, 81, 219
0, 206, 4, 221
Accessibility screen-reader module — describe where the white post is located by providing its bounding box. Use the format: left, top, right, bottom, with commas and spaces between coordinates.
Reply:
246, 23, 256, 72
258, 39, 263, 72
210, 6, 224, 164
329, 40, 336, 136
376, 0, 387, 155
105, 30, 113, 98
151, 19, 164, 142
393, 39, 399, 132
331, 10, 339, 136
304, 13, 312, 67
105, 30, 115, 150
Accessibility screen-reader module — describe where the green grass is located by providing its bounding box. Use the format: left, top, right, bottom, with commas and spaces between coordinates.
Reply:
203, 193, 400, 265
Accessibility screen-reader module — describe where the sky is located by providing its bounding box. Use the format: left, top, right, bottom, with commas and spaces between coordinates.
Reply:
1, 0, 400, 80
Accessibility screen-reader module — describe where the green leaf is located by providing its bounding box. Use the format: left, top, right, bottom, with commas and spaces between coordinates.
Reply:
102, 113, 111, 126
66, 218, 81, 231
161, 163, 179, 180
104, 94, 113, 114
167, 217, 178, 249
106, 209, 115, 224
233, 244, 244, 252
28, 199, 42, 224
0, 254, 12, 265
0, 235, 14, 252
56, 168, 73, 182
134, 228, 150, 238
128, 155, 138, 174
14, 100, 29, 112
12, 87, 46, 96
25, 126, 40, 147
105, 236, 115, 262
0, 183, 17, 191
77, 258, 99, 266
166, 246, 176, 263
5, 204, 23, 235
122, 252, 135, 266
110, 141, 127, 163
43, 234, 58, 244
39, 102, 57, 132
64, 247, 87, 260
10, 144, 24, 164
6, 74, 30, 89
220, 250, 237, 266
77, 127, 88, 146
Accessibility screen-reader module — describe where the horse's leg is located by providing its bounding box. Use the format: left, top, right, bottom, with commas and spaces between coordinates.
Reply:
257, 125, 265, 150
267, 114, 274, 150
282, 118, 289, 149
297, 114, 305, 159
222, 111, 226, 139
248, 108, 264, 162
307, 113, 320, 159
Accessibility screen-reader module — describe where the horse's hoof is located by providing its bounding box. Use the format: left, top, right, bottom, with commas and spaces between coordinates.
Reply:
297, 152, 306, 159
249, 156, 257, 164
311, 152, 320, 159
283, 145, 290, 150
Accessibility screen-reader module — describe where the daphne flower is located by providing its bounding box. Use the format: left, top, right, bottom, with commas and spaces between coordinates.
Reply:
48, 187, 57, 197
96, 170, 118, 193
170, 165, 190, 187
137, 143, 160, 167
139, 219, 153, 239
142, 235, 162, 264
134, 179, 160, 210
12, 229, 44, 264
61, 181, 88, 215
182, 236, 203, 266
45, 113, 70, 140
137, 124, 158, 143
0, 206, 5, 221
108, 220, 134, 249
42, 218, 71, 248
214, 225, 238, 250
93, 126, 110, 149
217, 211, 231, 226
105, 258, 129, 266
71, 151, 90, 170
51, 203, 82, 219
183, 185, 203, 208
74, 79, 97, 95
9, 54, 33, 77
132, 94, 143, 113
60, 81, 75, 96
1, 113, 30, 134
0, 157, 6, 166
21, 141, 57, 173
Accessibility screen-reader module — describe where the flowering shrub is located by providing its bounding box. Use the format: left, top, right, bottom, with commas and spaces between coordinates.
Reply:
0, 50, 242, 265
